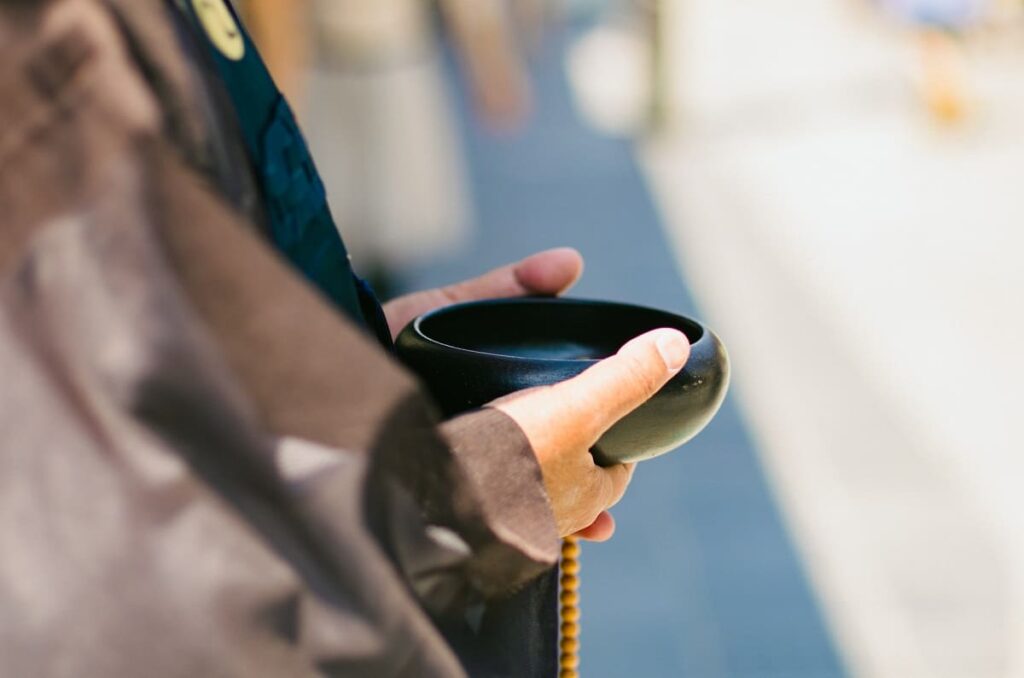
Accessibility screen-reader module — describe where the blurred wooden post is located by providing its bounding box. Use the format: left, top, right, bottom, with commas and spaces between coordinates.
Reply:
241, 0, 312, 109
438, 0, 532, 130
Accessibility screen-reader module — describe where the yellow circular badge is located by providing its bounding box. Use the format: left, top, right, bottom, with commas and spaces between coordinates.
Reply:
191, 0, 245, 61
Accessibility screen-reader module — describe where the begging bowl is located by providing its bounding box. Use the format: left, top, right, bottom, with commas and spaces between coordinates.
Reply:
396, 297, 729, 465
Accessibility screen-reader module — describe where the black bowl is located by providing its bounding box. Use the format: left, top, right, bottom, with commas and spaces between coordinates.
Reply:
396, 298, 729, 465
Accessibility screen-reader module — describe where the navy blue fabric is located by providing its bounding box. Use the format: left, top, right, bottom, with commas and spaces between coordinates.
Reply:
178, 0, 394, 345
398, 30, 849, 678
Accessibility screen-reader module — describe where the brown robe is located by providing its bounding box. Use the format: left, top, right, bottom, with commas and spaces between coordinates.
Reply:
0, 0, 560, 675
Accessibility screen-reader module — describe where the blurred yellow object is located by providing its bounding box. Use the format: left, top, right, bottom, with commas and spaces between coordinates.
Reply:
919, 29, 968, 124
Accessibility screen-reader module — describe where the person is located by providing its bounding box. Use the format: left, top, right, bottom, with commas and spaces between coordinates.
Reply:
0, 1, 690, 676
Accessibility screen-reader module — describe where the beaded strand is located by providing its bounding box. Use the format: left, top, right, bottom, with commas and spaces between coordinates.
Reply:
559, 536, 581, 678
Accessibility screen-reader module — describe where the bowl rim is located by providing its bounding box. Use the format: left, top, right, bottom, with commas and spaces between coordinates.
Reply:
405, 297, 709, 365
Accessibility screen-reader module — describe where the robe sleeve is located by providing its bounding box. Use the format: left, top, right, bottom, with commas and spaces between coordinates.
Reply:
144, 115, 561, 609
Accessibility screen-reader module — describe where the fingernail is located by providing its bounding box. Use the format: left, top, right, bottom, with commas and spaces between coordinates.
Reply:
656, 331, 689, 372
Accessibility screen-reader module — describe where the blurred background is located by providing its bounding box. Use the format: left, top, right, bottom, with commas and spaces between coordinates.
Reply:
241, 1, 1024, 676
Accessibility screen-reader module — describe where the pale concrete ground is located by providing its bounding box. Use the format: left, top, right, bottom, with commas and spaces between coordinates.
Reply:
634, 1, 1024, 676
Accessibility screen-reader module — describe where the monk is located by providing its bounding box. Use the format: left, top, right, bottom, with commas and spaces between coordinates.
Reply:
0, 1, 689, 676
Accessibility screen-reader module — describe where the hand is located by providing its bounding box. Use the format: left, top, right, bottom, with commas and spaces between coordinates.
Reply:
490, 328, 690, 542
382, 248, 584, 340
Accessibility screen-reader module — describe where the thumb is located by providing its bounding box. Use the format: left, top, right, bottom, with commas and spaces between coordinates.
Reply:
549, 328, 690, 447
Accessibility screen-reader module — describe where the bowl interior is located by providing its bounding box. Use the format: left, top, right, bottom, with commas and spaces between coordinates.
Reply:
417, 299, 704, 361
